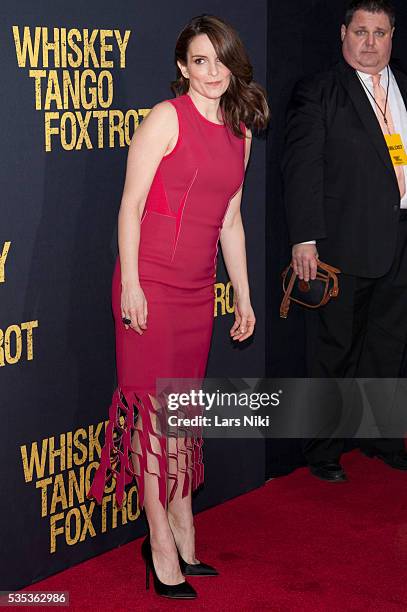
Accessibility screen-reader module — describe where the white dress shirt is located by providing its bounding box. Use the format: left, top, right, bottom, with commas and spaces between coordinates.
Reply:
357, 65, 407, 209
301, 63, 407, 245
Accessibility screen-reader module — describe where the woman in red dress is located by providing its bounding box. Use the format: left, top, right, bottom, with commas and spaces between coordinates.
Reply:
87, 14, 269, 599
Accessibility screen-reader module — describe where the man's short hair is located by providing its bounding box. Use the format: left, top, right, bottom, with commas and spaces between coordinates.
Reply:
344, 0, 396, 28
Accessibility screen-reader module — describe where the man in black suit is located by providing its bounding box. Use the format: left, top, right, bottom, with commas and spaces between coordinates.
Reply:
282, 0, 407, 481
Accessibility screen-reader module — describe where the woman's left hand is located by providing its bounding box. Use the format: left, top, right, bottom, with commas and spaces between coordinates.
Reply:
230, 296, 256, 342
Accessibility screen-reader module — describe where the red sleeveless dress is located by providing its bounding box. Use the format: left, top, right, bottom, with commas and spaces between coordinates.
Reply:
87, 94, 246, 509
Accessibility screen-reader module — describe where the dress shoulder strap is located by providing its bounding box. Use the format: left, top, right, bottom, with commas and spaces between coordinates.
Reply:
160, 96, 188, 159
166, 94, 188, 117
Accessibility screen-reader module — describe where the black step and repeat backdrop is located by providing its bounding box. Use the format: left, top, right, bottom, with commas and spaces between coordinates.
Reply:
0, 0, 267, 590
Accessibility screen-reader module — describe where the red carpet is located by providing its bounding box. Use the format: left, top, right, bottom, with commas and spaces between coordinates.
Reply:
22, 450, 407, 611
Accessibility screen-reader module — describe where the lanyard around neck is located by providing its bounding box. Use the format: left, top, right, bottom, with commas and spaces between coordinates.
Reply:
356, 65, 390, 130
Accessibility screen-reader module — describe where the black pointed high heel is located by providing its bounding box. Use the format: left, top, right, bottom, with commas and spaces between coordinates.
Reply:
177, 550, 219, 577
141, 536, 197, 599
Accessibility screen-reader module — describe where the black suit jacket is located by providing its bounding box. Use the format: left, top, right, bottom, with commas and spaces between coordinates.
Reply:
282, 59, 407, 278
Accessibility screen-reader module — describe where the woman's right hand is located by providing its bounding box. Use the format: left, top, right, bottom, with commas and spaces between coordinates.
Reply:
121, 284, 148, 335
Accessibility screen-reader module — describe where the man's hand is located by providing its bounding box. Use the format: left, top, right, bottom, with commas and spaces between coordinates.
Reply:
292, 244, 318, 281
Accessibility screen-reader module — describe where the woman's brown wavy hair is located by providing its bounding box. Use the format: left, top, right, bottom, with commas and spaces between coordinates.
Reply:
171, 14, 269, 138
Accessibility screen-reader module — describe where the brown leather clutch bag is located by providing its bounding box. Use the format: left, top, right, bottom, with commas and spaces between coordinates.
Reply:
280, 260, 341, 318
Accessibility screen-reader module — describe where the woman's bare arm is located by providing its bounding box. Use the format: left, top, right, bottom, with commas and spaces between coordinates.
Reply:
219, 128, 255, 341
118, 101, 178, 333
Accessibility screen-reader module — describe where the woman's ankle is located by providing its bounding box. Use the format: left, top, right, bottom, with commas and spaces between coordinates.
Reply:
167, 510, 194, 533
167, 513, 199, 564
149, 526, 176, 552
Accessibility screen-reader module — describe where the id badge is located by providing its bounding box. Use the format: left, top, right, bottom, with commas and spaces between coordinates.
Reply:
384, 133, 407, 166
